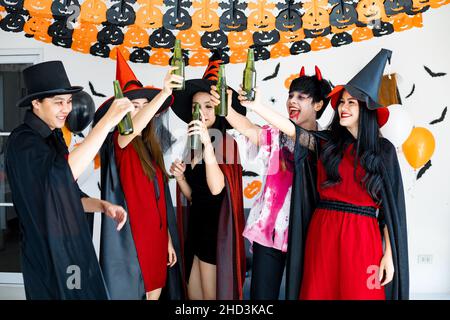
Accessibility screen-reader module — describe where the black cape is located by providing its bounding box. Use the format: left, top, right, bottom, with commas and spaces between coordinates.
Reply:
285, 124, 409, 300
5, 111, 108, 299
98, 132, 184, 300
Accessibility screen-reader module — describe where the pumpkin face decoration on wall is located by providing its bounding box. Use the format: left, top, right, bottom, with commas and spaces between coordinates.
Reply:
330, 1, 358, 33
72, 38, 93, 54
48, 20, 74, 48
303, 0, 332, 38
384, 0, 413, 16
356, 0, 387, 25
149, 27, 175, 48
0, 0, 24, 11
406, 0, 430, 14
24, 0, 53, 19
189, 49, 210, 66
110, 45, 130, 60
230, 48, 248, 64
279, 28, 305, 43
248, 0, 277, 32
51, 0, 80, 20
253, 30, 280, 46
290, 40, 311, 55
219, 0, 247, 32
163, 0, 192, 30
80, 0, 107, 24
311, 36, 332, 51
275, 0, 302, 32
177, 29, 201, 50
192, 0, 219, 32
150, 48, 170, 66
372, 21, 394, 36
351, 26, 373, 41
130, 47, 151, 63
254, 45, 271, 61
90, 41, 111, 58
124, 25, 149, 47
228, 30, 252, 49
98, 24, 124, 45
331, 31, 353, 46
24, 16, 51, 42
201, 30, 228, 50
107, 0, 136, 27
135, 0, 163, 29
270, 43, 290, 59
73, 22, 98, 42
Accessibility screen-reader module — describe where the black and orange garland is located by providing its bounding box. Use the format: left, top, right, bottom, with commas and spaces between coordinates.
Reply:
0, 0, 448, 65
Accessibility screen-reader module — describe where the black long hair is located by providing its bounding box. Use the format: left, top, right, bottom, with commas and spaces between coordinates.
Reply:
321, 98, 384, 203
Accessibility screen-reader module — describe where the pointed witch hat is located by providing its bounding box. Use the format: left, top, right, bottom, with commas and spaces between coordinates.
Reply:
93, 49, 174, 125
170, 51, 246, 129
328, 48, 392, 127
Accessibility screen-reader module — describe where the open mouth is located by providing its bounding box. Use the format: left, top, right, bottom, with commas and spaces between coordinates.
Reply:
255, 24, 268, 29
156, 41, 170, 46
206, 41, 223, 47
364, 12, 378, 18
337, 17, 351, 24
174, 22, 186, 28
289, 107, 301, 119
283, 23, 297, 29
340, 112, 352, 119
258, 37, 274, 44
201, 23, 213, 29
57, 115, 68, 121
227, 24, 241, 29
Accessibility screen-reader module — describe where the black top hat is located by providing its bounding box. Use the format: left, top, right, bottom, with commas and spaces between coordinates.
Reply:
170, 52, 246, 130
16, 61, 83, 108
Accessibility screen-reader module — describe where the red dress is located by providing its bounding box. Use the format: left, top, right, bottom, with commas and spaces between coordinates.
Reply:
114, 132, 168, 292
300, 144, 386, 300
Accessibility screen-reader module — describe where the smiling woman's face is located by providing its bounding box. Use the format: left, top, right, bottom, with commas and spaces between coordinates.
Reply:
192, 91, 216, 128
286, 91, 321, 126
338, 90, 360, 130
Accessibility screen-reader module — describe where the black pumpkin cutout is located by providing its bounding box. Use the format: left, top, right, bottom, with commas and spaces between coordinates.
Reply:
51, 0, 80, 20
149, 27, 175, 48
384, 0, 412, 16
48, 20, 73, 39
52, 36, 72, 48
201, 30, 228, 49
275, 1, 302, 32
330, 1, 358, 29
290, 40, 311, 55
219, 0, 248, 32
97, 24, 124, 45
130, 47, 150, 63
406, 1, 430, 15
0, 0, 24, 12
331, 32, 353, 47
254, 45, 271, 61
163, 0, 192, 31
0, 13, 25, 32
106, 0, 136, 27
253, 30, 280, 46
304, 26, 331, 39
168, 48, 189, 66
372, 21, 394, 37
90, 42, 111, 58
212, 48, 230, 64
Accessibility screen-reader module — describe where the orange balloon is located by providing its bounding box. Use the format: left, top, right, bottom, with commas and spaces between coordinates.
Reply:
62, 125, 72, 147
402, 127, 435, 169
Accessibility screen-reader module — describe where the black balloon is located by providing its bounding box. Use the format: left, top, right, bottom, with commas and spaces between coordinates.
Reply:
66, 91, 95, 133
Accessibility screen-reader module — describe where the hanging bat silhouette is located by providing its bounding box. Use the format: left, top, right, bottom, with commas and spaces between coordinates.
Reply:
263, 63, 280, 81
89, 81, 107, 97
424, 66, 447, 78
429, 107, 447, 125
242, 170, 259, 177
97, 182, 101, 192
270, 97, 276, 104
417, 160, 432, 180
405, 83, 415, 99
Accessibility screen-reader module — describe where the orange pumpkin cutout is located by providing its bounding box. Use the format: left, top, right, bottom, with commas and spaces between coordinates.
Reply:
228, 31, 253, 49
24, 0, 53, 18
189, 49, 210, 66
80, 0, 107, 24
302, 0, 331, 31
73, 23, 98, 42
230, 48, 248, 64
24, 17, 52, 42
149, 49, 170, 66
430, 0, 447, 8
176, 29, 202, 50
392, 13, 414, 32
248, 0, 276, 32
110, 46, 130, 61
124, 25, 149, 47
270, 43, 290, 58
411, 13, 423, 28
279, 29, 305, 43
284, 73, 298, 89
352, 26, 373, 42
311, 36, 332, 51
244, 180, 262, 199
136, 0, 163, 29
356, 0, 388, 25
409, 0, 431, 13
192, 0, 219, 32
72, 39, 93, 54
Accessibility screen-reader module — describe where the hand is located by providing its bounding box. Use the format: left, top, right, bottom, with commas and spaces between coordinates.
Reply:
169, 159, 186, 181
103, 97, 135, 129
187, 109, 211, 146
379, 250, 395, 286
167, 236, 177, 267
237, 85, 262, 111
210, 85, 233, 110
102, 201, 127, 231
162, 66, 184, 96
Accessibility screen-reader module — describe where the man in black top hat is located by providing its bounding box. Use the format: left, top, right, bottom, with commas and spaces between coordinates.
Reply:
5, 61, 135, 299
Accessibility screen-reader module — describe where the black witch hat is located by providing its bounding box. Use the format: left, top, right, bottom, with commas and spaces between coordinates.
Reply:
170, 51, 246, 130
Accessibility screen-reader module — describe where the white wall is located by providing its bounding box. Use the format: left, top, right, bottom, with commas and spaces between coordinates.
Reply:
0, 5, 449, 297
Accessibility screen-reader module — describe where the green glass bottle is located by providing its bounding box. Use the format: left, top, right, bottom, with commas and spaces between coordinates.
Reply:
191, 103, 202, 150
242, 48, 256, 101
171, 39, 185, 91
114, 80, 134, 136
215, 64, 228, 117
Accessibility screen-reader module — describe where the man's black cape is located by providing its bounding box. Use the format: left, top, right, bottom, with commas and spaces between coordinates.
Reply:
285, 125, 409, 300
97, 131, 184, 300
5, 111, 108, 299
